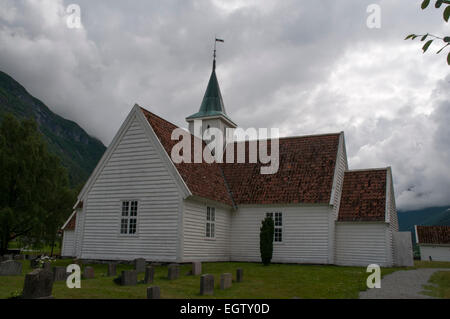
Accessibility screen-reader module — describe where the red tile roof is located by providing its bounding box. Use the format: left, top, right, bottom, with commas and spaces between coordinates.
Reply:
338, 169, 387, 221
416, 225, 450, 245
141, 107, 340, 206
63, 213, 76, 231
141, 108, 234, 206
220, 135, 340, 205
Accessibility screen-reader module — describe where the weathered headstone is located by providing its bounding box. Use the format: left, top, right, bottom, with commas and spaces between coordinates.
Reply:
83, 266, 95, 279
145, 266, 154, 284
0, 260, 22, 276
134, 258, 146, 273
53, 266, 68, 281
107, 263, 117, 277
4, 254, 13, 260
43, 262, 52, 272
200, 274, 214, 296
30, 259, 40, 269
236, 268, 243, 283
147, 286, 160, 299
220, 273, 232, 290
121, 270, 138, 286
14, 254, 25, 260
22, 269, 54, 299
168, 264, 179, 280
192, 262, 202, 275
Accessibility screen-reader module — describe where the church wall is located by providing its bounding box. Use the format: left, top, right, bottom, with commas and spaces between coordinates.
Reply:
230, 205, 331, 263
77, 114, 181, 262
335, 222, 393, 267
182, 198, 232, 262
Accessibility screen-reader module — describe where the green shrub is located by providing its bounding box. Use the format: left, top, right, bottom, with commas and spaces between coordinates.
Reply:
260, 216, 274, 266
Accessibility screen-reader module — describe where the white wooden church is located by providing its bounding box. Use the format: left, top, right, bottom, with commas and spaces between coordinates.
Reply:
61, 57, 413, 267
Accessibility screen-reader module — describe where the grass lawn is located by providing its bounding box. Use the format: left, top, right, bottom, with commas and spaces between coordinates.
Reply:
0, 259, 402, 299
422, 270, 450, 298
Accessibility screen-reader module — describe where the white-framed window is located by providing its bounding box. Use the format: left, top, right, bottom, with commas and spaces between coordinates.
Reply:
266, 212, 282, 242
206, 206, 215, 238
120, 200, 138, 235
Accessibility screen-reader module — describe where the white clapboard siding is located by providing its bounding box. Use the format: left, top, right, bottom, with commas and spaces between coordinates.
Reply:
385, 168, 398, 264
62, 230, 76, 257
231, 205, 331, 264
419, 246, 450, 261
182, 199, 231, 262
79, 114, 181, 261
330, 133, 348, 220
328, 133, 348, 264
335, 222, 392, 266
74, 208, 84, 257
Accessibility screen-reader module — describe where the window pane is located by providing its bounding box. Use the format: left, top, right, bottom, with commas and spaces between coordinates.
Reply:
207, 208, 211, 221
130, 201, 138, 216
206, 223, 210, 237
129, 218, 137, 234
275, 213, 282, 226
211, 223, 215, 238
274, 228, 282, 242
122, 201, 129, 216
120, 218, 128, 234
211, 208, 215, 221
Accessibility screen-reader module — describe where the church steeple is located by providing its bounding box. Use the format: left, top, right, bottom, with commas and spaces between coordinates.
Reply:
186, 39, 237, 139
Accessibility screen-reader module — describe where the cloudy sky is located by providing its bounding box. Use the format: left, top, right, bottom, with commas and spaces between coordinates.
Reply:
0, 0, 449, 211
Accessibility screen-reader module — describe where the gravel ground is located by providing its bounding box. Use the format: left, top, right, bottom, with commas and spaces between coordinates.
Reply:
359, 268, 450, 299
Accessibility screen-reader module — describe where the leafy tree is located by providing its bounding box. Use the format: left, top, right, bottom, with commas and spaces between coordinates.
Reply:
0, 113, 73, 255
260, 216, 274, 266
405, 0, 450, 65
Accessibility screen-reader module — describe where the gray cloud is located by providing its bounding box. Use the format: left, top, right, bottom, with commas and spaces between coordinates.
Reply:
0, 0, 449, 210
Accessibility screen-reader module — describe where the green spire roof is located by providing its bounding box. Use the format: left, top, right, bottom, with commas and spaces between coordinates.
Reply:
186, 65, 236, 126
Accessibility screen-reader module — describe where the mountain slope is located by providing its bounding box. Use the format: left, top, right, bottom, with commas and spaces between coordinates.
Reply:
0, 70, 106, 186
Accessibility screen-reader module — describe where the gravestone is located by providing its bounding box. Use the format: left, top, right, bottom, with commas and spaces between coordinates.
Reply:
4, 254, 13, 260
220, 273, 232, 290
200, 274, 214, 296
192, 262, 202, 275
83, 266, 95, 279
107, 263, 117, 277
121, 270, 138, 286
168, 264, 179, 280
145, 266, 154, 284
30, 259, 40, 269
147, 286, 160, 299
134, 258, 146, 273
43, 262, 52, 271
22, 269, 54, 299
14, 254, 25, 260
236, 268, 244, 282
53, 266, 68, 281
0, 260, 22, 276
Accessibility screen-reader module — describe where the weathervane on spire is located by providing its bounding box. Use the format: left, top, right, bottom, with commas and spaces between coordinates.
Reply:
213, 37, 224, 71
